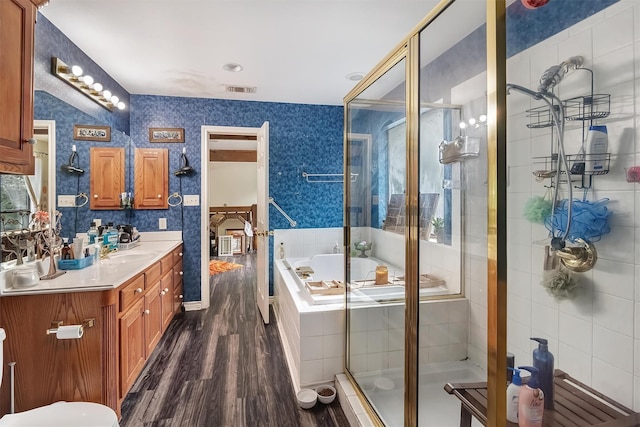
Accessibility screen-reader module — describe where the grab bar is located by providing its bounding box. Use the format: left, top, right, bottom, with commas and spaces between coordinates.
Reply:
269, 197, 296, 227
302, 172, 358, 183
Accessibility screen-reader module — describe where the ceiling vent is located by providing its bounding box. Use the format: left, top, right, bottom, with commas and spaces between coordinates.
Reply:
225, 85, 256, 93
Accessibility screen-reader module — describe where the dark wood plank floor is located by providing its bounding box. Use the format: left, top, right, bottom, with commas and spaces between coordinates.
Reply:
120, 253, 350, 427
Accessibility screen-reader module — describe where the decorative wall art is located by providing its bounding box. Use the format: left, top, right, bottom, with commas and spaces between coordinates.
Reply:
73, 124, 111, 142
149, 127, 185, 143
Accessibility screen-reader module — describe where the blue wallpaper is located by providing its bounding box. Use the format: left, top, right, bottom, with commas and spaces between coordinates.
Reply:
130, 96, 344, 299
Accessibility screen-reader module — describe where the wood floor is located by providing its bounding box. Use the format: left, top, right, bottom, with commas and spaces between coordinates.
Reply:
120, 253, 350, 427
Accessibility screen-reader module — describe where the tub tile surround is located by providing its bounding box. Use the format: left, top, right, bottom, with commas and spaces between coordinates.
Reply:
501, 0, 640, 410
273, 227, 470, 394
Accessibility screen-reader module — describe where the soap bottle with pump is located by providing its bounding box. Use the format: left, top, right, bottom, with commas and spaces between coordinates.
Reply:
531, 337, 554, 409
506, 367, 522, 423
517, 366, 544, 427
279, 242, 285, 259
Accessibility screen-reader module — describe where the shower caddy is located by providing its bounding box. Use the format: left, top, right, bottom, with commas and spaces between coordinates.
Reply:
529, 67, 611, 192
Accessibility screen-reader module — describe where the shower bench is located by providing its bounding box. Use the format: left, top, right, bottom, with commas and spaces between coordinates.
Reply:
444, 369, 639, 426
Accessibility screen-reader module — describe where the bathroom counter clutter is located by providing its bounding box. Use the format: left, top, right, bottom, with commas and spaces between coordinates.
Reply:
0, 240, 182, 295
444, 369, 639, 426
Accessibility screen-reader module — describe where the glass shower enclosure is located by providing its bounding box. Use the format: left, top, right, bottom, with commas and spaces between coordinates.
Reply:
343, 0, 505, 425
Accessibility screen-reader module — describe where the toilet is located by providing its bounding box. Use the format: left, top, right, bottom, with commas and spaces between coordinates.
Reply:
0, 328, 119, 426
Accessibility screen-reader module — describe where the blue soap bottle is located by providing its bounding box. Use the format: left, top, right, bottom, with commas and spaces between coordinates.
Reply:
531, 337, 554, 409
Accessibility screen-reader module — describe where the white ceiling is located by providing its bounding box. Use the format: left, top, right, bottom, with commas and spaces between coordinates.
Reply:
41, 0, 444, 106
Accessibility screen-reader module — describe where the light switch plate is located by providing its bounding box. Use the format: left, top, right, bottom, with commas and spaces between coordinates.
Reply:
58, 195, 76, 207
184, 195, 199, 206
159, 218, 167, 230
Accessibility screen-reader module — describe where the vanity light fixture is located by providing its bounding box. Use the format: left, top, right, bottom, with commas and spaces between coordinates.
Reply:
51, 57, 126, 111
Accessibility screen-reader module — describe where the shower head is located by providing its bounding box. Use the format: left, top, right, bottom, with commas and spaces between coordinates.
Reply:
537, 56, 583, 94
506, 83, 543, 100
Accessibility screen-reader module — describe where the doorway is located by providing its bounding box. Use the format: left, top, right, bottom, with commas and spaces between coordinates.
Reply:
200, 124, 269, 324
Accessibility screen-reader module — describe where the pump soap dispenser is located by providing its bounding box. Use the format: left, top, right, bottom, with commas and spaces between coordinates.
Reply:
531, 337, 554, 409
517, 366, 544, 427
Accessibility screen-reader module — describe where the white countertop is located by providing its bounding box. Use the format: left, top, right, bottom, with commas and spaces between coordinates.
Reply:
0, 238, 182, 296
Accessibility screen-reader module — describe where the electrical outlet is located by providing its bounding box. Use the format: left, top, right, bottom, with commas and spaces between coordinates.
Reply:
184, 195, 199, 206
159, 218, 167, 230
58, 195, 76, 207
93, 219, 102, 227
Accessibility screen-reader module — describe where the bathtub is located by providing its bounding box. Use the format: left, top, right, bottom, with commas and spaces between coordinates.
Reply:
286, 254, 450, 305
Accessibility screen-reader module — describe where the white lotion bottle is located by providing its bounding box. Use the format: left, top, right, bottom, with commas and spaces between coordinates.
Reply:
506, 368, 522, 423
279, 242, 285, 259
584, 125, 608, 174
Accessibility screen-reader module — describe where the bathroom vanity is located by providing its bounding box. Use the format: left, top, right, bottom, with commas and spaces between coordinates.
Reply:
0, 240, 183, 418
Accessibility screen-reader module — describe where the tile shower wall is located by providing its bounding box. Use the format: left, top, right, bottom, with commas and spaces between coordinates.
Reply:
502, 0, 640, 410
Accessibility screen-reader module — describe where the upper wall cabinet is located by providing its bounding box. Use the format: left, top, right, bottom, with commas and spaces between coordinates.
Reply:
134, 148, 168, 210
0, 0, 45, 175
90, 147, 125, 210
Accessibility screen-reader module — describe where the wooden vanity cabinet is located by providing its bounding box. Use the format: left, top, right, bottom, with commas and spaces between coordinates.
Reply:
134, 148, 169, 209
0, 0, 45, 175
90, 147, 125, 209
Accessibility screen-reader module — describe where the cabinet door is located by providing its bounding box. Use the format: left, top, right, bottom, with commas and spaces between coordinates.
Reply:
90, 147, 125, 210
120, 298, 145, 397
145, 281, 163, 356
134, 148, 168, 209
0, 0, 36, 175
172, 259, 183, 314
160, 270, 173, 332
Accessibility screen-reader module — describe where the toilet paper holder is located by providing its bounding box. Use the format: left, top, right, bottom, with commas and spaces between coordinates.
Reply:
46, 318, 95, 336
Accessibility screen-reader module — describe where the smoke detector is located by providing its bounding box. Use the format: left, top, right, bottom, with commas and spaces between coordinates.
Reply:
225, 85, 256, 93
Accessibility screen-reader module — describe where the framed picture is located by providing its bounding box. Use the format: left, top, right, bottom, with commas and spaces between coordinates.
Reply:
149, 127, 185, 143
73, 125, 111, 142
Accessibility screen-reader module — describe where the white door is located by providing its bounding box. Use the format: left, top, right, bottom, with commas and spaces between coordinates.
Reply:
256, 121, 269, 324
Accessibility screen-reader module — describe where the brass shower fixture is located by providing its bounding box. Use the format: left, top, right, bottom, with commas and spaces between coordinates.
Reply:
555, 238, 597, 272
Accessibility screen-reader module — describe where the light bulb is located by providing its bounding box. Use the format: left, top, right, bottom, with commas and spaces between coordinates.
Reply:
479, 114, 487, 122
93, 82, 103, 92
459, 122, 467, 129
117, 101, 125, 110
83, 75, 94, 86
110, 95, 119, 104
102, 90, 112, 100
468, 118, 476, 126
71, 65, 83, 76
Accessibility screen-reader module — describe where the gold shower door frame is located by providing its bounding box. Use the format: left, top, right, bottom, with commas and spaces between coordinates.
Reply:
342, 0, 508, 426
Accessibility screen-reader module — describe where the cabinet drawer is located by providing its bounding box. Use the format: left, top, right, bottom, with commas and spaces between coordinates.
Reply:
160, 253, 173, 275
172, 246, 183, 265
145, 262, 162, 289
120, 274, 145, 313
173, 260, 183, 285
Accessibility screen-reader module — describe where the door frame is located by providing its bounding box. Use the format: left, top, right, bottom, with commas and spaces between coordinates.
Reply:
199, 125, 264, 310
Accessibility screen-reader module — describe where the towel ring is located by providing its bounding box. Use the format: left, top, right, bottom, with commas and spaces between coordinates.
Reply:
168, 192, 183, 207
75, 193, 88, 208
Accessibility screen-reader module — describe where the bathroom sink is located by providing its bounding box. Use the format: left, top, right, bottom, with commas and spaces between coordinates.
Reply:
101, 251, 156, 265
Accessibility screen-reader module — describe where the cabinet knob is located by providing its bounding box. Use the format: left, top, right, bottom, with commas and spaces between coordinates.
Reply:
179, 252, 183, 257
135, 288, 142, 294
25, 138, 37, 145
94, 194, 99, 199
179, 271, 183, 276
179, 294, 183, 299
144, 309, 150, 315
161, 291, 166, 296
164, 288, 169, 293
157, 194, 162, 198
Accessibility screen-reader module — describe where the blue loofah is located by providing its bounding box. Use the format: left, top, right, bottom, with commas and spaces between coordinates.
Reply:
524, 196, 553, 224
545, 198, 611, 243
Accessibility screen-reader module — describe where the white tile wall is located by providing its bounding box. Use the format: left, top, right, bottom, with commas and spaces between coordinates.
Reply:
500, 0, 640, 412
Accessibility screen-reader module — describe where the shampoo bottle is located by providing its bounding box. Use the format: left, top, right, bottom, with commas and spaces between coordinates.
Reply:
531, 337, 554, 409
279, 242, 285, 259
584, 125, 608, 173
517, 366, 544, 427
506, 367, 522, 423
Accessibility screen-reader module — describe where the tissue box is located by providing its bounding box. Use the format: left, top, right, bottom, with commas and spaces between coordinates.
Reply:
58, 256, 94, 270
